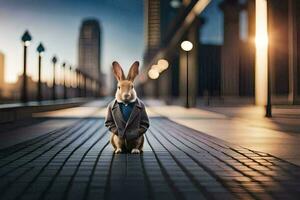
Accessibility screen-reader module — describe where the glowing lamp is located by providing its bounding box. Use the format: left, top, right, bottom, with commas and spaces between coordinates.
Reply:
24, 41, 31, 47
181, 41, 193, 51
37, 43, 45, 55
21, 31, 32, 47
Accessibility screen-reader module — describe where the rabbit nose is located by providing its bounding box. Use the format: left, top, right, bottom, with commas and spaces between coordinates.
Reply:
124, 94, 130, 99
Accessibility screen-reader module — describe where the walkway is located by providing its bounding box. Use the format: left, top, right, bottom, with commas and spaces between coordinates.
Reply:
0, 103, 300, 200
0, 102, 300, 200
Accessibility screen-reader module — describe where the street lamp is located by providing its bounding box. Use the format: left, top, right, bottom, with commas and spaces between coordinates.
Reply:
62, 62, 67, 99
51, 56, 57, 100
36, 43, 45, 101
266, 1, 272, 118
83, 73, 87, 97
75, 68, 80, 97
70, 65, 73, 86
79, 70, 84, 97
181, 40, 193, 108
69, 65, 73, 98
21, 31, 32, 103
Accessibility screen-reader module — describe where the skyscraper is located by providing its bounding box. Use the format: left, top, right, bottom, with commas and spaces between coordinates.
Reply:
78, 19, 102, 81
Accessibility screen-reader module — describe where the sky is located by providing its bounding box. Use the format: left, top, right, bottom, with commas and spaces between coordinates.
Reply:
0, 0, 226, 84
201, 0, 248, 43
0, 0, 144, 84
201, 0, 223, 44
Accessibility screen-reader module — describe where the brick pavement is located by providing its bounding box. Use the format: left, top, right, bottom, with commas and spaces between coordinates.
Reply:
0, 117, 300, 200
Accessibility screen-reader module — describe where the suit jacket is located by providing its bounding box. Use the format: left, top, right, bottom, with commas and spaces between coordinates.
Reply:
105, 98, 150, 141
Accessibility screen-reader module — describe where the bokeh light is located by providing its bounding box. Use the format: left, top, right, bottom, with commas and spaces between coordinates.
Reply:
157, 59, 169, 71
148, 68, 159, 79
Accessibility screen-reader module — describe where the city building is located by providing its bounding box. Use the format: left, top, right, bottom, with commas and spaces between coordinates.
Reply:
78, 19, 103, 82
142, 0, 182, 99
142, 0, 203, 106
142, 0, 300, 106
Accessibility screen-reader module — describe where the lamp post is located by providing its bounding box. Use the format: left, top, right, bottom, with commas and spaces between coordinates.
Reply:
62, 62, 67, 99
95, 80, 99, 97
36, 43, 45, 102
93, 80, 97, 97
69, 65, 73, 98
21, 31, 32, 103
76, 69, 80, 97
266, 64, 272, 117
51, 56, 57, 100
79, 70, 83, 97
181, 40, 193, 108
266, 1, 272, 118
83, 73, 87, 97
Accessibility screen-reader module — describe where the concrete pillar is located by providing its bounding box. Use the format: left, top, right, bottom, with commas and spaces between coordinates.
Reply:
247, 0, 256, 74
220, 0, 241, 97
179, 18, 200, 107
268, 0, 289, 98
288, 0, 298, 104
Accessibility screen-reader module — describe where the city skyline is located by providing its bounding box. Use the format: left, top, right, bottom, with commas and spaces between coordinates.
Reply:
78, 19, 102, 81
0, 0, 144, 83
0, 0, 225, 84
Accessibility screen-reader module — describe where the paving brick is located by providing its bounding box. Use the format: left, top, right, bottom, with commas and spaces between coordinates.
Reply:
0, 118, 300, 200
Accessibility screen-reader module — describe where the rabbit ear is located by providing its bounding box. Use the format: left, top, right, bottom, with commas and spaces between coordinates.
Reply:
127, 61, 139, 81
112, 61, 125, 81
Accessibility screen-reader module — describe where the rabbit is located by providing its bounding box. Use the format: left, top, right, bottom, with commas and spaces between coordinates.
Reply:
105, 61, 149, 154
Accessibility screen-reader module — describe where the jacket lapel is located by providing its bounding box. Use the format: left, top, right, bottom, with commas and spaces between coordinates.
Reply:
111, 100, 126, 128
125, 99, 142, 129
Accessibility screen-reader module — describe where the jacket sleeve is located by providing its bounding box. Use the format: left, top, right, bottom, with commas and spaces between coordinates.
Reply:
105, 104, 118, 134
138, 104, 150, 135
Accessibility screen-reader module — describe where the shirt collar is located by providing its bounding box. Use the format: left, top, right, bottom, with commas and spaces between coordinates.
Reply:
118, 101, 135, 106
112, 98, 142, 109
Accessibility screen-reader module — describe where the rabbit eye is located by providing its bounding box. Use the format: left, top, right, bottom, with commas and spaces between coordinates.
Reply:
118, 86, 120, 90
131, 85, 133, 89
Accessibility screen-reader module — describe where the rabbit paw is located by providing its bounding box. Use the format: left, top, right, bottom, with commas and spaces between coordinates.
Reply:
115, 148, 122, 154
131, 149, 140, 154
